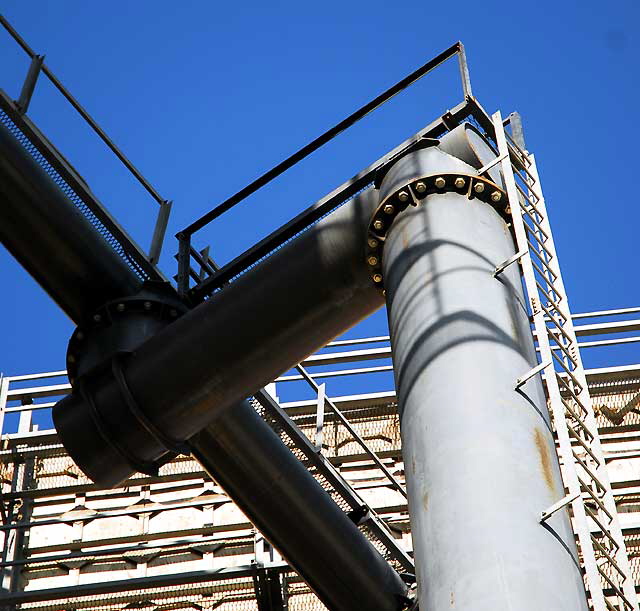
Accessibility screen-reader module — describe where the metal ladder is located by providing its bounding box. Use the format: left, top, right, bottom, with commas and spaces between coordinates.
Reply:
492, 111, 637, 611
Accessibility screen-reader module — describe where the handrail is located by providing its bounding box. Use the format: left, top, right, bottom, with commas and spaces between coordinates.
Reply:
0, 14, 167, 208
181, 42, 468, 237
295, 364, 407, 499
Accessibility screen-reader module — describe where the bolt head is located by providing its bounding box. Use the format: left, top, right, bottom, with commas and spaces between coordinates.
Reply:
170, 309, 178, 318
116, 303, 125, 312
505, 205, 512, 215
373, 273, 383, 283
367, 256, 378, 266
398, 191, 409, 202
474, 182, 485, 193
415, 181, 426, 193
367, 238, 378, 248
373, 220, 384, 231
491, 191, 502, 202
93, 314, 102, 323
454, 177, 465, 188
383, 204, 395, 215
68, 354, 75, 364
435, 177, 446, 189
76, 331, 84, 341
144, 301, 152, 310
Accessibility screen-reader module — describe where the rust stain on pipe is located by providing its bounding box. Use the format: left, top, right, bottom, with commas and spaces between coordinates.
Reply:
534, 427, 555, 493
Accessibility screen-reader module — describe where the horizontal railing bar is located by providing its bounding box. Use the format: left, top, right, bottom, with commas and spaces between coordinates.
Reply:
0, 14, 167, 207
181, 42, 464, 236
186, 99, 479, 300
5, 371, 67, 382
4, 402, 55, 413
277, 365, 393, 383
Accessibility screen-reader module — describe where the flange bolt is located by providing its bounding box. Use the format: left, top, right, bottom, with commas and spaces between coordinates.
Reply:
144, 301, 152, 311
398, 191, 409, 202
373, 273, 383, 283
368, 238, 378, 248
415, 181, 426, 193
474, 182, 485, 193
367, 256, 379, 266
373, 220, 384, 231
93, 314, 102, 323
116, 303, 125, 312
434, 177, 446, 189
491, 191, 502, 202
454, 177, 465, 188
384, 204, 395, 215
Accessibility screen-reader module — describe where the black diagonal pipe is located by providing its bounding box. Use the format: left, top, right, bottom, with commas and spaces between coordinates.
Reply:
0, 120, 142, 320
1, 113, 411, 611
52, 187, 411, 610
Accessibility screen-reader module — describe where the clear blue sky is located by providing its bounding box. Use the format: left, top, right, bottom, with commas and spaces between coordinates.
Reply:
1, 0, 638, 380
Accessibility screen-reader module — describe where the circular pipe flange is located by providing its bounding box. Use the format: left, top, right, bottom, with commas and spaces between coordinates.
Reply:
366, 173, 508, 290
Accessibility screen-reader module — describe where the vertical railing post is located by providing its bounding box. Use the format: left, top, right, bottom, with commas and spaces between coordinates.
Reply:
176, 232, 191, 298
0, 374, 8, 438
148, 200, 172, 265
15, 54, 44, 114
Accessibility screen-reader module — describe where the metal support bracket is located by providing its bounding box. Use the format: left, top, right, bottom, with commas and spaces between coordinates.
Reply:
515, 359, 551, 390
478, 153, 508, 177
540, 492, 580, 524
493, 248, 528, 278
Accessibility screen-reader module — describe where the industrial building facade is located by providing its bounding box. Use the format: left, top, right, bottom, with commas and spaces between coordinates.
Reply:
1, 15, 639, 611
1, 317, 640, 609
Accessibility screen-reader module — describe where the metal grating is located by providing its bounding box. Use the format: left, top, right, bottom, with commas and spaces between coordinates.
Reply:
0, 107, 151, 282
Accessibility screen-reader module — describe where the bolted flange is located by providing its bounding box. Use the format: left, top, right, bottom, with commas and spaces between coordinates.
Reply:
365, 173, 509, 290
66, 281, 188, 385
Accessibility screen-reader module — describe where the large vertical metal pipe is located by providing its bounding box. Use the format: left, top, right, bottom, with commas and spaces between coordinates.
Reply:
379, 142, 588, 609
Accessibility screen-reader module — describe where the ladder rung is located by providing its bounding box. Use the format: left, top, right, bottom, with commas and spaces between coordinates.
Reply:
581, 489, 614, 529
549, 336, 580, 371
575, 460, 609, 506
520, 204, 550, 241
595, 561, 634, 609
525, 234, 555, 268
567, 423, 600, 464
531, 257, 557, 285
591, 533, 624, 577
556, 374, 588, 413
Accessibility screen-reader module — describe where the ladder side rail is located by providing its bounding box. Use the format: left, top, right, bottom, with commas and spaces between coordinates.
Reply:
492, 111, 608, 611
524, 154, 638, 607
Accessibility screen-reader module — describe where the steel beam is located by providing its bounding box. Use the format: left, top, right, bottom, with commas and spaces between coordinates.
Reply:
379, 132, 588, 609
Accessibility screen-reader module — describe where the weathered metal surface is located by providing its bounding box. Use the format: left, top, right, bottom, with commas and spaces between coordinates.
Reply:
380, 134, 588, 610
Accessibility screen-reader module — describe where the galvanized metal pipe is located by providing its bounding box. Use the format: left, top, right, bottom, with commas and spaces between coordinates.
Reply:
0, 120, 142, 321
190, 399, 408, 611
380, 144, 588, 609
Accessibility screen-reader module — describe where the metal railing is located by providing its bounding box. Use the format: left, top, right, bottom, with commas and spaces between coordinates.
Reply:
0, 14, 171, 270
174, 43, 477, 301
